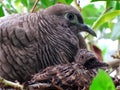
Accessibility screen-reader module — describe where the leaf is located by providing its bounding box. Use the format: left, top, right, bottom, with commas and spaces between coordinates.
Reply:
106, 0, 116, 11
65, 0, 73, 5
0, 4, 4, 17
92, 10, 120, 30
57, 0, 73, 5
90, 69, 115, 90
82, 4, 100, 17
108, 22, 115, 30
57, 0, 66, 3
20, 0, 28, 7
91, 0, 118, 2
99, 22, 109, 31
20, 0, 31, 11
7, 0, 12, 4
81, 4, 104, 26
116, 1, 120, 10
111, 21, 120, 40
91, 0, 106, 2
41, 0, 57, 8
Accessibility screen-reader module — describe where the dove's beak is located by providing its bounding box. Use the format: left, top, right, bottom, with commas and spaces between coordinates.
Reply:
78, 24, 97, 37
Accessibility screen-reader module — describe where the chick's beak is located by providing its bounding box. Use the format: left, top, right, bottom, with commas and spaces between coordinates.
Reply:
78, 24, 97, 37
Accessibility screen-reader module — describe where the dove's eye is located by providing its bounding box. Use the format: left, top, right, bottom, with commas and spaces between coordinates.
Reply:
64, 13, 79, 24
66, 13, 74, 20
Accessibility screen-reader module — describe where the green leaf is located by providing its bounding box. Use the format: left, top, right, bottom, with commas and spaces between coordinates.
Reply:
20, 0, 31, 11
81, 4, 104, 26
111, 20, 120, 40
91, 0, 106, 2
90, 69, 115, 90
0, 4, 4, 17
116, 1, 120, 10
106, 0, 116, 11
92, 10, 120, 30
91, 0, 118, 2
65, 0, 73, 5
41, 0, 57, 8
108, 22, 115, 30
99, 22, 109, 31
20, 0, 28, 7
7, 0, 12, 4
82, 4, 100, 17
83, 17, 97, 26
57, 0, 66, 3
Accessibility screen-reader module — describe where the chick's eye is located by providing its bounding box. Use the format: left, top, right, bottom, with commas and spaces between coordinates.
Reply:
66, 13, 74, 20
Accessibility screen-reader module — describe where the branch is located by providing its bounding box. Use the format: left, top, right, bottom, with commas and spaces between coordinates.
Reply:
30, 0, 39, 13
106, 59, 120, 69
0, 76, 23, 89
73, 0, 82, 11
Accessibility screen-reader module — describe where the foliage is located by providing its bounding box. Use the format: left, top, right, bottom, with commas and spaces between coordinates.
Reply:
81, 0, 120, 35
90, 69, 115, 90
0, 0, 73, 14
81, 0, 120, 61
0, 0, 119, 89
0, 0, 119, 41
0, 3, 4, 16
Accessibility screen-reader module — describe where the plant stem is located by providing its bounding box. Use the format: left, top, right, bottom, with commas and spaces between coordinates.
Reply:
30, 0, 39, 13
0, 76, 23, 90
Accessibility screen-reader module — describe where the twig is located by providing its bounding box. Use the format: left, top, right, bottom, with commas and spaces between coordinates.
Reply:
0, 76, 23, 90
30, 0, 39, 13
106, 59, 120, 69
73, 0, 82, 11
28, 83, 50, 90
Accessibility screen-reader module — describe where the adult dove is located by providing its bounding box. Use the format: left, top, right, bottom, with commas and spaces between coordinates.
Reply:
0, 4, 96, 82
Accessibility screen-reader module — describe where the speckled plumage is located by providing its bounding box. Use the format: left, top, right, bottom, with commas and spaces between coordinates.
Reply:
0, 4, 96, 82
30, 49, 108, 90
